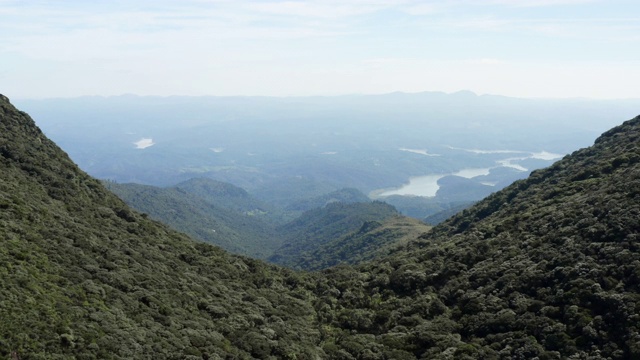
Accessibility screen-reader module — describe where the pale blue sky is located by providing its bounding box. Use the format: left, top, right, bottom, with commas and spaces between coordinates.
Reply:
1, 0, 639, 98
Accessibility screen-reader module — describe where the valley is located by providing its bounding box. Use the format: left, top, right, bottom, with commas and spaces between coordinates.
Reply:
4, 0, 640, 357
106, 179, 409, 265
2, 94, 640, 358
3, 0, 640, 358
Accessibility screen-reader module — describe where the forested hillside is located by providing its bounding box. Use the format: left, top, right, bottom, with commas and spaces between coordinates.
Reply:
105, 181, 281, 259
314, 114, 640, 359
269, 201, 400, 268
107, 181, 411, 263
0, 94, 323, 359
172, 177, 286, 224
424, 202, 475, 225
290, 216, 431, 271
283, 188, 371, 214
2, 94, 640, 359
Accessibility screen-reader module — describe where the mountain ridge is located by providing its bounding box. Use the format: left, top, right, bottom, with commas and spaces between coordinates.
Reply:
314, 113, 640, 358
0, 94, 324, 358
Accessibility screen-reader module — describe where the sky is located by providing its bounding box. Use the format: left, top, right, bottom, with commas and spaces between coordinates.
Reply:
1, 0, 639, 99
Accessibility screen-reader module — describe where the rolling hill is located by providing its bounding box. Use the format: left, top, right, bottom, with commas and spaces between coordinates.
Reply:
172, 177, 286, 224
268, 201, 401, 268
289, 216, 432, 271
106, 180, 410, 263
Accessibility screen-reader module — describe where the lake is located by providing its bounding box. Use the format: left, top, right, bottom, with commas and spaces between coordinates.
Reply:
374, 167, 492, 197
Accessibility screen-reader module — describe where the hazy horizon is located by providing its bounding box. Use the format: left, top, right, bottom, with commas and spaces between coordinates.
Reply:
2, 0, 639, 99
9, 90, 640, 102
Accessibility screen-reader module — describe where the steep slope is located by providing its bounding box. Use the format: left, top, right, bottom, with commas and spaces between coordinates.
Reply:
105, 181, 281, 259
268, 201, 400, 268
314, 114, 640, 359
0, 95, 322, 359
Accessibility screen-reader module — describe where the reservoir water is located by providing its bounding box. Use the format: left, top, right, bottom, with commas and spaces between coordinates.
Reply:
372, 149, 563, 198
375, 167, 492, 197
377, 174, 445, 197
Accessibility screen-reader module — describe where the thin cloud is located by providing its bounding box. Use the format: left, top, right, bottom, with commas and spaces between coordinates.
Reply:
242, 1, 410, 19
400, 4, 440, 15
464, 58, 508, 65
484, 0, 598, 7
2, 0, 638, 98
363, 57, 413, 65
434, 15, 640, 43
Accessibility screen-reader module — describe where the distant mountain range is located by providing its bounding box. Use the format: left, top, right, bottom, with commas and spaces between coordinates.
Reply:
15, 93, 640, 220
